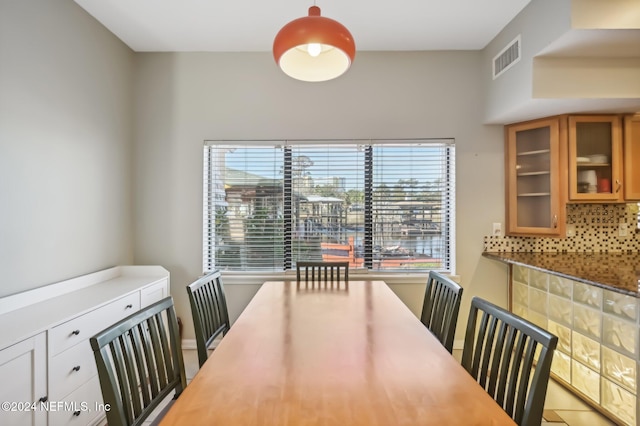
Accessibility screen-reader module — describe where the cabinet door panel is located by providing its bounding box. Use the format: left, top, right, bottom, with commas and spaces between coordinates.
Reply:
568, 115, 623, 202
0, 334, 47, 426
506, 117, 565, 236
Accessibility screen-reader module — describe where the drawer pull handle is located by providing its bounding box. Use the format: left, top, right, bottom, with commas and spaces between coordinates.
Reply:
71, 330, 80, 336
39, 396, 48, 403
73, 410, 81, 416
125, 304, 133, 309
72, 365, 81, 372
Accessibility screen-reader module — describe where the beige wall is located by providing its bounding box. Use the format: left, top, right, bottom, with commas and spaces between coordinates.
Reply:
0, 0, 135, 296
132, 51, 508, 343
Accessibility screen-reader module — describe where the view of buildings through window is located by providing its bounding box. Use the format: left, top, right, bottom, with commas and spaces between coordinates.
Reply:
204, 140, 455, 273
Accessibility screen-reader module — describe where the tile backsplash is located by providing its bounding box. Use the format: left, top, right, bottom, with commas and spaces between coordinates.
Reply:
484, 204, 640, 252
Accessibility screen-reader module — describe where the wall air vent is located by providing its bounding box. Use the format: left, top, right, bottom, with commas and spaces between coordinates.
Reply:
493, 35, 521, 79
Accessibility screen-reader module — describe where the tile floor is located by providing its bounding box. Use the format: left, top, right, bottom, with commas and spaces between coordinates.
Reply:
148, 348, 618, 425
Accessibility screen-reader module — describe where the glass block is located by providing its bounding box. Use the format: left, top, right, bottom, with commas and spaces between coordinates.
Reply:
572, 331, 600, 372
602, 314, 638, 357
603, 289, 638, 322
513, 282, 528, 306
549, 275, 572, 299
602, 346, 636, 392
512, 303, 527, 321
513, 265, 528, 285
572, 359, 600, 403
548, 320, 571, 355
549, 294, 572, 326
551, 350, 571, 383
529, 287, 548, 315
573, 281, 602, 309
530, 269, 548, 291
573, 303, 601, 340
601, 377, 636, 426
527, 309, 547, 330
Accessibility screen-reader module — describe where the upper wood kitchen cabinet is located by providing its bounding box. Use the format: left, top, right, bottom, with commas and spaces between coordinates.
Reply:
623, 114, 640, 201
568, 115, 623, 202
505, 116, 566, 237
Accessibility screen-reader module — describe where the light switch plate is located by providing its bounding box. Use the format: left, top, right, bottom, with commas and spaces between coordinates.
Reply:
566, 224, 575, 237
492, 223, 502, 236
619, 222, 628, 237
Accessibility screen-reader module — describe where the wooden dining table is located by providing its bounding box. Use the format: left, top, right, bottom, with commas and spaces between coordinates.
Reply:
160, 280, 516, 425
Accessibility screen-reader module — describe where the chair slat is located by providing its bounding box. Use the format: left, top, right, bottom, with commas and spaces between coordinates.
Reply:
129, 324, 151, 407
471, 311, 490, 377
505, 330, 527, 416
487, 321, 509, 396
479, 315, 499, 388
495, 326, 517, 406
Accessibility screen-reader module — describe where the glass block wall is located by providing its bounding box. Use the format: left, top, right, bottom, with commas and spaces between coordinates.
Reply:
512, 265, 638, 426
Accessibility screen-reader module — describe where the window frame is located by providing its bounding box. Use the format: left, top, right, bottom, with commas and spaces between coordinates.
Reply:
203, 139, 455, 275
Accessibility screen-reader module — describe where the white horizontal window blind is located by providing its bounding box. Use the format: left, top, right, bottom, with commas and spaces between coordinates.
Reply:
204, 139, 455, 273
288, 143, 365, 266
203, 144, 284, 271
369, 141, 455, 272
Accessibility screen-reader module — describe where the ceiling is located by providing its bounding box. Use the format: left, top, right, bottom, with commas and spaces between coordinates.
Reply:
73, 0, 532, 52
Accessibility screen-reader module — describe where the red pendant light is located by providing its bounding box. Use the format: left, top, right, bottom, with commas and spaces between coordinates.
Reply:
273, 5, 355, 82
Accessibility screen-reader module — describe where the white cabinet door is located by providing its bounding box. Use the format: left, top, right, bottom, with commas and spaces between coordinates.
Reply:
141, 279, 168, 307
0, 333, 47, 426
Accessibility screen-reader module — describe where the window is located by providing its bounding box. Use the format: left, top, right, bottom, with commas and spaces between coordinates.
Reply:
203, 139, 455, 273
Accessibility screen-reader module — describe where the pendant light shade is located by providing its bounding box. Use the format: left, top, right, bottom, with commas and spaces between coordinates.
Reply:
273, 6, 355, 82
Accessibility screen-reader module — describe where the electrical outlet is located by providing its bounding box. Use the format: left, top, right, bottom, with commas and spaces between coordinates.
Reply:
619, 222, 628, 237
492, 223, 502, 236
566, 224, 575, 237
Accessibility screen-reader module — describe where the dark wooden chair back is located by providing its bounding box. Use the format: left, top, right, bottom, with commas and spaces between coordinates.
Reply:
186, 270, 230, 367
90, 297, 186, 426
296, 261, 349, 282
420, 271, 463, 353
461, 297, 558, 426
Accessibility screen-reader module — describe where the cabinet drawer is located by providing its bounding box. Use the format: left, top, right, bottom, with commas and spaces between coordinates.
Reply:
141, 279, 168, 308
48, 375, 104, 426
49, 340, 97, 400
49, 293, 140, 356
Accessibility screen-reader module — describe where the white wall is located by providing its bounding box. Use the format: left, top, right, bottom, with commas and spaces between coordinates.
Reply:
0, 0, 135, 296
483, 0, 573, 124
0, 0, 510, 343
133, 51, 509, 341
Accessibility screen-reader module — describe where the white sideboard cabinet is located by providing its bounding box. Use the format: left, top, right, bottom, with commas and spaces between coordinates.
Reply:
0, 266, 170, 426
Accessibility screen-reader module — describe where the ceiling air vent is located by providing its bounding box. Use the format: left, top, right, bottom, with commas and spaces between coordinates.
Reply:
493, 35, 521, 79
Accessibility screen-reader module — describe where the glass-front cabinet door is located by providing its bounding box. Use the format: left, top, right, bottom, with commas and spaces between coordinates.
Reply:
568, 115, 623, 202
505, 117, 565, 236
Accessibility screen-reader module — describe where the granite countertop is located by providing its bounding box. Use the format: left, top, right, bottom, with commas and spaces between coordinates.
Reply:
483, 251, 640, 297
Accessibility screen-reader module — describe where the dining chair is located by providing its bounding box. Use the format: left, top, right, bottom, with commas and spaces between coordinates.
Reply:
419, 271, 463, 353
296, 260, 349, 282
461, 296, 558, 426
186, 270, 230, 367
90, 297, 187, 426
